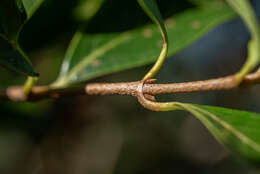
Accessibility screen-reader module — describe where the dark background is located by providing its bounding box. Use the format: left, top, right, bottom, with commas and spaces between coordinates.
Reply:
0, 0, 260, 173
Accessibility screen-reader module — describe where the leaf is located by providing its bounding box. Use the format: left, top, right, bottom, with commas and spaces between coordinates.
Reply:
0, 0, 25, 40
0, 0, 44, 76
0, 0, 44, 40
178, 103, 260, 162
74, 0, 104, 22
21, 0, 44, 19
53, 0, 236, 87
0, 37, 37, 76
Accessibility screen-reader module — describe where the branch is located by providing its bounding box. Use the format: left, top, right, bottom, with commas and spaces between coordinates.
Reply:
1, 71, 260, 102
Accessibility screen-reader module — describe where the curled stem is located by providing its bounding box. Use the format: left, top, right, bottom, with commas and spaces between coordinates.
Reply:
136, 80, 181, 111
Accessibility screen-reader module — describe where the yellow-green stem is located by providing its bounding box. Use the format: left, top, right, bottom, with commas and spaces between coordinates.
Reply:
137, 0, 169, 80
142, 33, 168, 80
23, 76, 38, 96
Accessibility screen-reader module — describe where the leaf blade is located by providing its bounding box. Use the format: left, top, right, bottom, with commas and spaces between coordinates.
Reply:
55, 32, 131, 86
179, 103, 260, 161
0, 0, 44, 76
0, 37, 37, 76
22, 0, 45, 19
74, 0, 104, 22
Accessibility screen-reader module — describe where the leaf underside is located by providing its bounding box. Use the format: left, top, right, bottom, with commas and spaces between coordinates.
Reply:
0, 37, 37, 76
0, 0, 44, 76
181, 104, 260, 162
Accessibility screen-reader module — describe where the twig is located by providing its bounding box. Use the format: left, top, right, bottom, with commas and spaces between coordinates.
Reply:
0, 71, 260, 102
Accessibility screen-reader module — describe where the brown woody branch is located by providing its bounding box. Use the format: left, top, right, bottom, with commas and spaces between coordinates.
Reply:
1, 71, 260, 102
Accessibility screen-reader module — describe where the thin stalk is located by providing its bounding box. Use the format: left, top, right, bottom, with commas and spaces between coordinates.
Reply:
227, 0, 260, 81
23, 76, 38, 96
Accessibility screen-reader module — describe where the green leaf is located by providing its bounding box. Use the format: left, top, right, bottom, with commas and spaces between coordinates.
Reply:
0, 0, 44, 76
74, 0, 104, 22
0, 37, 37, 76
22, 0, 44, 19
53, 0, 236, 87
178, 103, 260, 162
0, 0, 25, 40
0, 0, 44, 40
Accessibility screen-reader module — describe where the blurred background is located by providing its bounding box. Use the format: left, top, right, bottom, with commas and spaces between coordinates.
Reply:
0, 0, 260, 173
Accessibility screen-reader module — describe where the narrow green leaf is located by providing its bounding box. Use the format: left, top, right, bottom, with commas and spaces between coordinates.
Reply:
178, 103, 260, 162
0, 0, 44, 76
53, 0, 235, 87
